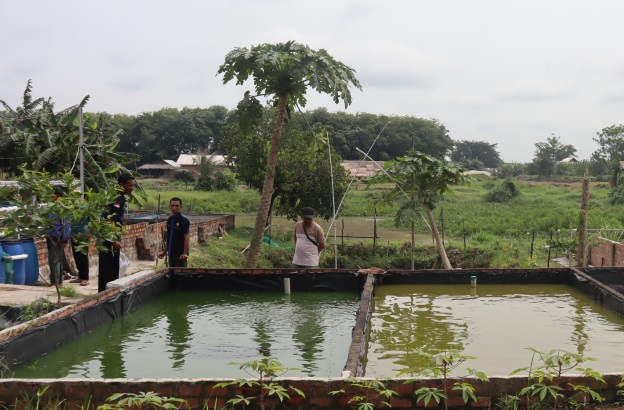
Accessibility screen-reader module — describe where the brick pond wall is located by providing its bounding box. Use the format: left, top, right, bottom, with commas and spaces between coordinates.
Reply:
1, 374, 622, 409
588, 237, 624, 267
34, 214, 234, 278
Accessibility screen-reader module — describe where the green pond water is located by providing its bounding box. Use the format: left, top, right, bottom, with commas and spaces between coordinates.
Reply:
365, 283, 624, 377
10, 291, 359, 378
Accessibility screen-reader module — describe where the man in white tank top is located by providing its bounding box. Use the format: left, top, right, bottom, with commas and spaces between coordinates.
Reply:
292, 207, 325, 268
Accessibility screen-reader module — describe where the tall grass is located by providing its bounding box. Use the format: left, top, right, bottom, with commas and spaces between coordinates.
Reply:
141, 178, 621, 269
140, 182, 260, 215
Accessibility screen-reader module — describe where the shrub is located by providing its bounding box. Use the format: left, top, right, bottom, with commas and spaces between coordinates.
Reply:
609, 184, 624, 205
194, 175, 214, 191
213, 171, 236, 191
173, 170, 195, 188
485, 179, 520, 203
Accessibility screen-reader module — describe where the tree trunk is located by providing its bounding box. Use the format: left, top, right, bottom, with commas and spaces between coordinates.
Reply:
425, 204, 453, 269
244, 94, 289, 268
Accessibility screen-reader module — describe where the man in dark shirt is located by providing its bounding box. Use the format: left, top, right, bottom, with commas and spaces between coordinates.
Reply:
98, 174, 135, 292
158, 197, 190, 267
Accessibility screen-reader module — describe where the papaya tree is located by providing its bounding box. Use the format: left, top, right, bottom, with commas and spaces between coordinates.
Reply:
217, 41, 361, 268
376, 151, 471, 270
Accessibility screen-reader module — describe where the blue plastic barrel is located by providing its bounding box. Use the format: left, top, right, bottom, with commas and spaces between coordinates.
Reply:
20, 237, 39, 285
0, 243, 5, 284
1, 240, 27, 285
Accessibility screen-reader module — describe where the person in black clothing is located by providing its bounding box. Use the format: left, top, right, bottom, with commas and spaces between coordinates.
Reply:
98, 174, 136, 292
158, 197, 190, 267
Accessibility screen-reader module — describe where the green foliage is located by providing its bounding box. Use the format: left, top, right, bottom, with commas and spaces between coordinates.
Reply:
329, 378, 398, 410
592, 124, 624, 169
373, 150, 471, 269
111, 106, 231, 165
21, 299, 54, 322
59, 286, 81, 298
617, 375, 624, 400
320, 242, 493, 269
173, 170, 195, 188
534, 134, 576, 167
399, 348, 488, 410
16, 386, 67, 410
1, 170, 122, 252
609, 183, 624, 205
508, 348, 605, 409
142, 184, 260, 215
214, 356, 305, 410
213, 171, 236, 191
217, 41, 362, 125
218, 40, 362, 268
221, 115, 349, 220
494, 163, 525, 179
194, 158, 214, 192
451, 140, 502, 168
97, 391, 187, 410
0, 170, 129, 303
0, 80, 141, 194
485, 179, 520, 203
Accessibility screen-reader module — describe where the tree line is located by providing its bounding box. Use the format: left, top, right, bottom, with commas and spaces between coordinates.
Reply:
2, 81, 624, 185
76, 107, 455, 167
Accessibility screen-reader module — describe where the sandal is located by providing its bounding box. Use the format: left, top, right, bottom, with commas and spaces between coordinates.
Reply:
69, 279, 82, 283
80, 281, 89, 286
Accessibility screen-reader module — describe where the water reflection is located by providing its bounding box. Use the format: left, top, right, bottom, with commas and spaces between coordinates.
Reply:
367, 286, 468, 377
291, 300, 325, 376
9, 291, 357, 378
252, 319, 274, 358
165, 294, 191, 370
365, 284, 624, 377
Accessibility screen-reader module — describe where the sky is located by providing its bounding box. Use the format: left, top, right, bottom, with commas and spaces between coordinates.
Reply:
2, 0, 624, 163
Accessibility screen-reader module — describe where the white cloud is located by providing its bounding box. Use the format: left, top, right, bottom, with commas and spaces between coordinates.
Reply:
2, 0, 624, 162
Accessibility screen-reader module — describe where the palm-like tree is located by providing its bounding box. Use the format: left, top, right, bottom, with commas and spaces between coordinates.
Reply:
379, 151, 471, 270
0, 80, 141, 194
217, 41, 362, 268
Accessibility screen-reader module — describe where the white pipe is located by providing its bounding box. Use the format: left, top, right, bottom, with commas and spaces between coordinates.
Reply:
3, 254, 28, 261
284, 277, 291, 295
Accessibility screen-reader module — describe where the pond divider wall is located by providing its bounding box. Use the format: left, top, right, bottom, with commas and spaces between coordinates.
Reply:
1, 267, 624, 409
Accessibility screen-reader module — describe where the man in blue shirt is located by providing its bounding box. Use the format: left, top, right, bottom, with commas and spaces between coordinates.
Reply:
47, 187, 71, 286
158, 197, 190, 267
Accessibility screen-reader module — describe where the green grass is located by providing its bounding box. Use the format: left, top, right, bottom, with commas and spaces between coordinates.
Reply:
59, 286, 80, 298
139, 179, 260, 214
140, 177, 622, 269
188, 225, 294, 269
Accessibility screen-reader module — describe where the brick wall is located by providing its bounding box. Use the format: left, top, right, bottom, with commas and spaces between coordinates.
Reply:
34, 215, 234, 277
588, 237, 624, 267
1, 374, 622, 409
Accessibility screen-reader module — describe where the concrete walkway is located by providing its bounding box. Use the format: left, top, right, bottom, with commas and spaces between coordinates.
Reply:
0, 259, 160, 306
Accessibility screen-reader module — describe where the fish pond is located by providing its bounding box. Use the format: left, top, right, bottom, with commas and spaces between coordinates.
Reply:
10, 290, 359, 378
365, 283, 624, 377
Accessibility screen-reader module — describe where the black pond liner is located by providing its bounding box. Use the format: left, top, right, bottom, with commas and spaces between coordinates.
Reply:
0, 268, 366, 373
1, 267, 624, 378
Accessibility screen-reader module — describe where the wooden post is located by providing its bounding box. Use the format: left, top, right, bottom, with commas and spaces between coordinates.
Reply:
530, 230, 536, 259
373, 206, 377, 254
462, 219, 466, 250
577, 177, 589, 267
341, 219, 344, 250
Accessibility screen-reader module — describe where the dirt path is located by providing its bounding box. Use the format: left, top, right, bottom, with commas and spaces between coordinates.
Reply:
0, 259, 160, 306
